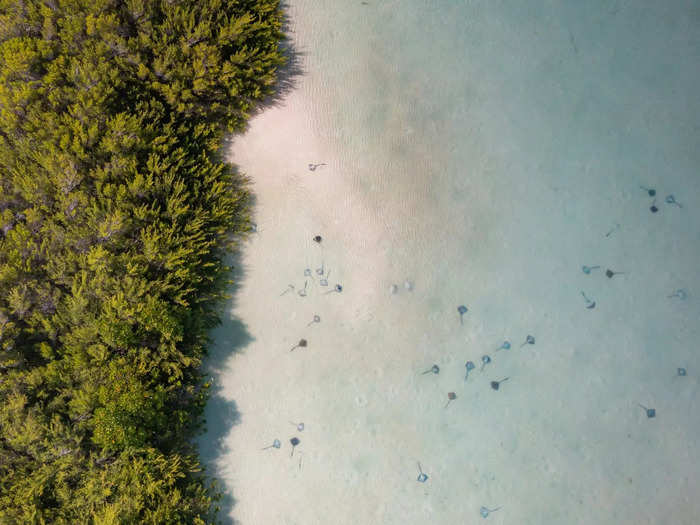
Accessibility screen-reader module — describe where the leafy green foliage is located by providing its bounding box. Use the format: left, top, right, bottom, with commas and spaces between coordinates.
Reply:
0, 0, 284, 522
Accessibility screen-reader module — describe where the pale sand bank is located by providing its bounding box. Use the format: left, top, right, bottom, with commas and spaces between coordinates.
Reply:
198, 1, 700, 524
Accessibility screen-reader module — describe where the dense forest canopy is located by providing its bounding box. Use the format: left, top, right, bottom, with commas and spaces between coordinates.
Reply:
0, 1, 284, 522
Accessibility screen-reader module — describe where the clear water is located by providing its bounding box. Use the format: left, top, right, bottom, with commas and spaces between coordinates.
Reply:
201, 1, 700, 523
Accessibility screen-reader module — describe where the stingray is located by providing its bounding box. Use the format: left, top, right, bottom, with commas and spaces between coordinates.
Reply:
639, 185, 656, 197
280, 284, 294, 296
520, 335, 535, 348
421, 364, 440, 375
665, 194, 682, 208
605, 269, 626, 278
289, 421, 305, 432
307, 315, 321, 326
290, 437, 300, 456
324, 284, 343, 294
457, 305, 468, 324
308, 163, 326, 171
605, 223, 620, 237
298, 280, 308, 297
581, 265, 600, 274
444, 391, 457, 408
261, 439, 281, 450
677, 367, 687, 377
289, 339, 308, 352
491, 377, 509, 390
416, 462, 428, 483
464, 361, 475, 381
480, 506, 501, 518
496, 341, 511, 351
480, 355, 491, 371
650, 199, 659, 213
668, 289, 687, 300
637, 403, 656, 418
581, 291, 596, 309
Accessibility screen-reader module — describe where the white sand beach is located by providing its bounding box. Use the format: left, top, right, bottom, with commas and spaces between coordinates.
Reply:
198, 1, 700, 524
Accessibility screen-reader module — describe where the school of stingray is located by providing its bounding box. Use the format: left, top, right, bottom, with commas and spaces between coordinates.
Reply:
259, 179, 689, 519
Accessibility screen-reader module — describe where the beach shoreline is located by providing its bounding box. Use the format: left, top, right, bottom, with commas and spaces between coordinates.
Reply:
199, 1, 700, 524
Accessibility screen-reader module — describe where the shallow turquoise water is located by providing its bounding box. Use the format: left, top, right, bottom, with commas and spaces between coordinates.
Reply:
203, 1, 700, 523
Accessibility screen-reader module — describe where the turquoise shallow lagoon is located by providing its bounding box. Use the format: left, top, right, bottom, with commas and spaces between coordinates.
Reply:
199, 1, 700, 523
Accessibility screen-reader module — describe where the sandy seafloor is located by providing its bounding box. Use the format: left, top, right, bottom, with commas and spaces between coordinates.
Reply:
197, 1, 700, 523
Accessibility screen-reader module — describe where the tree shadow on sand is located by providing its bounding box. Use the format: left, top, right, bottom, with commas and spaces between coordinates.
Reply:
221, 0, 306, 153
195, 246, 252, 525
256, 0, 306, 112
197, 6, 304, 519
